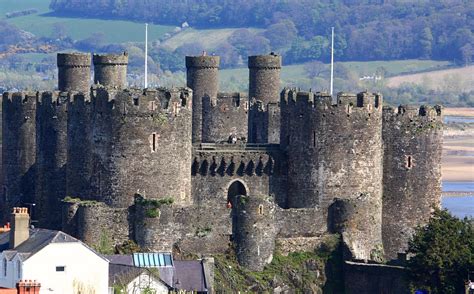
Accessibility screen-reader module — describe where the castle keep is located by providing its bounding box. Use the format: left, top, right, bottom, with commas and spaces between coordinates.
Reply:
1, 52, 443, 270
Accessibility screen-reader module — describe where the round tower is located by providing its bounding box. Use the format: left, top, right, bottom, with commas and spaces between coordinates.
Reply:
1, 92, 37, 221
57, 53, 91, 93
382, 105, 443, 260
93, 52, 128, 88
35, 91, 69, 229
283, 91, 384, 260
233, 195, 277, 271
248, 54, 281, 143
185, 55, 220, 143
91, 87, 193, 207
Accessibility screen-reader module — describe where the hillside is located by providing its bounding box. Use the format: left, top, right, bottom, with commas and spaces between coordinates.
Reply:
387, 65, 474, 92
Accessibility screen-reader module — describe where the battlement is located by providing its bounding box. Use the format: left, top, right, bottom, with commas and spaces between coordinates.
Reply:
36, 91, 69, 105
185, 56, 220, 68
281, 90, 382, 115
248, 54, 281, 69
92, 87, 192, 116
93, 52, 128, 66
57, 53, 91, 67
205, 92, 249, 110
3, 92, 38, 107
383, 105, 443, 121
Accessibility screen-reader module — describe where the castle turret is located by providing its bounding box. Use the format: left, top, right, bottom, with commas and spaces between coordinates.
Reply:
93, 53, 128, 88
202, 92, 249, 143
57, 53, 91, 93
233, 195, 277, 271
185, 55, 220, 143
282, 91, 384, 260
91, 87, 193, 207
1, 92, 37, 221
382, 105, 443, 260
35, 91, 69, 229
248, 54, 281, 143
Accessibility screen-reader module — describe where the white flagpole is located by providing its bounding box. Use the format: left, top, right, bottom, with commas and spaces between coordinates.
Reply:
145, 23, 148, 88
330, 27, 334, 96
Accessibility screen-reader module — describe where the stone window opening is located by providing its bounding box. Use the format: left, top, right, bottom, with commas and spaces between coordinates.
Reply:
258, 205, 264, 215
133, 97, 139, 106
227, 180, 247, 208
406, 155, 413, 169
150, 133, 159, 153
313, 131, 316, 148
149, 101, 157, 111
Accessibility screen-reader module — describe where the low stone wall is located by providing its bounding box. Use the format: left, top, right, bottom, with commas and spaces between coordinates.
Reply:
343, 261, 409, 294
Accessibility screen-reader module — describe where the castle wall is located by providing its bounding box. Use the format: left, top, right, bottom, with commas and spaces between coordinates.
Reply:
93, 53, 128, 88
248, 101, 280, 144
134, 203, 232, 254
191, 148, 287, 207
91, 87, 193, 207
75, 202, 129, 245
66, 93, 93, 200
57, 53, 91, 93
202, 92, 249, 143
233, 195, 277, 271
248, 55, 281, 144
1, 92, 37, 221
35, 91, 68, 229
382, 105, 443, 260
186, 56, 220, 143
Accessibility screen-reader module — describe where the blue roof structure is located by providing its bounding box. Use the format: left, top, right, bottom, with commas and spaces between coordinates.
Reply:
133, 252, 173, 268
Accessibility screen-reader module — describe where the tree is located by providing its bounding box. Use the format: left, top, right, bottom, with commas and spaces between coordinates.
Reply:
406, 209, 474, 294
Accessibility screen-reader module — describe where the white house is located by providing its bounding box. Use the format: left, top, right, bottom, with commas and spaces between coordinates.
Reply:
109, 263, 170, 294
0, 207, 109, 294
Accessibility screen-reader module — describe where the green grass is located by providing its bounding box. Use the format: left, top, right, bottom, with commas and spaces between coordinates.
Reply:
0, 0, 174, 43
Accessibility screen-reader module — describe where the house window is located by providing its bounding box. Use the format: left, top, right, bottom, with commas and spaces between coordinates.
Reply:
3, 258, 7, 276
56, 266, 65, 272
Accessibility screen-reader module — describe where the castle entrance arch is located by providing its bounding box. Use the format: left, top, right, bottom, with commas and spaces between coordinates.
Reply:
227, 180, 247, 207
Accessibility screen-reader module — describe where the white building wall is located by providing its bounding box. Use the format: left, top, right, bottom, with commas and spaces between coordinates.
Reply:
125, 273, 168, 294
22, 243, 108, 294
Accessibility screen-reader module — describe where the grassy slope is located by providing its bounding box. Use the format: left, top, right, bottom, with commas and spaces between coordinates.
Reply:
0, 0, 173, 43
161, 28, 263, 50
387, 65, 474, 91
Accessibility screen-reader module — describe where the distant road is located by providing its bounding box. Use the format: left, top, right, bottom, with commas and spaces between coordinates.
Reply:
387, 65, 474, 91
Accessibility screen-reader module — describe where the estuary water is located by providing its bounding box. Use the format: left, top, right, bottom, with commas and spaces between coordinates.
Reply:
444, 116, 474, 124
441, 181, 474, 218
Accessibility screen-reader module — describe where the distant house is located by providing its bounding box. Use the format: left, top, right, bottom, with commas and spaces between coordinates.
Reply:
0, 208, 109, 293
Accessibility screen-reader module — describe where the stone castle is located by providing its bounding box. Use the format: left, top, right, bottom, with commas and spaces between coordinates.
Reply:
1, 52, 443, 271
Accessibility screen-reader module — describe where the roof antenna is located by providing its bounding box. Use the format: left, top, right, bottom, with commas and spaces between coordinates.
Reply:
144, 23, 148, 89
330, 27, 334, 96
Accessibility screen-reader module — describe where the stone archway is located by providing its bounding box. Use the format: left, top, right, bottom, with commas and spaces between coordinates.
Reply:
227, 180, 247, 207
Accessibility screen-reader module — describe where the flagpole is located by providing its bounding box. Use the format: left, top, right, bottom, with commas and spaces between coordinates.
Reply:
330, 27, 334, 96
145, 23, 148, 88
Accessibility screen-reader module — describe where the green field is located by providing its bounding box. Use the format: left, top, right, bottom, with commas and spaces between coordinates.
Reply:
0, 0, 174, 43
218, 59, 453, 91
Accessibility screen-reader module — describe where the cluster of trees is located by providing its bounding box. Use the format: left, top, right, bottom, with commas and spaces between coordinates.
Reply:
49, 0, 474, 64
407, 209, 474, 294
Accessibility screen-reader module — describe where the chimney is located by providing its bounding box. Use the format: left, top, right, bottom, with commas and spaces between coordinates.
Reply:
9, 208, 30, 249
17, 280, 41, 294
